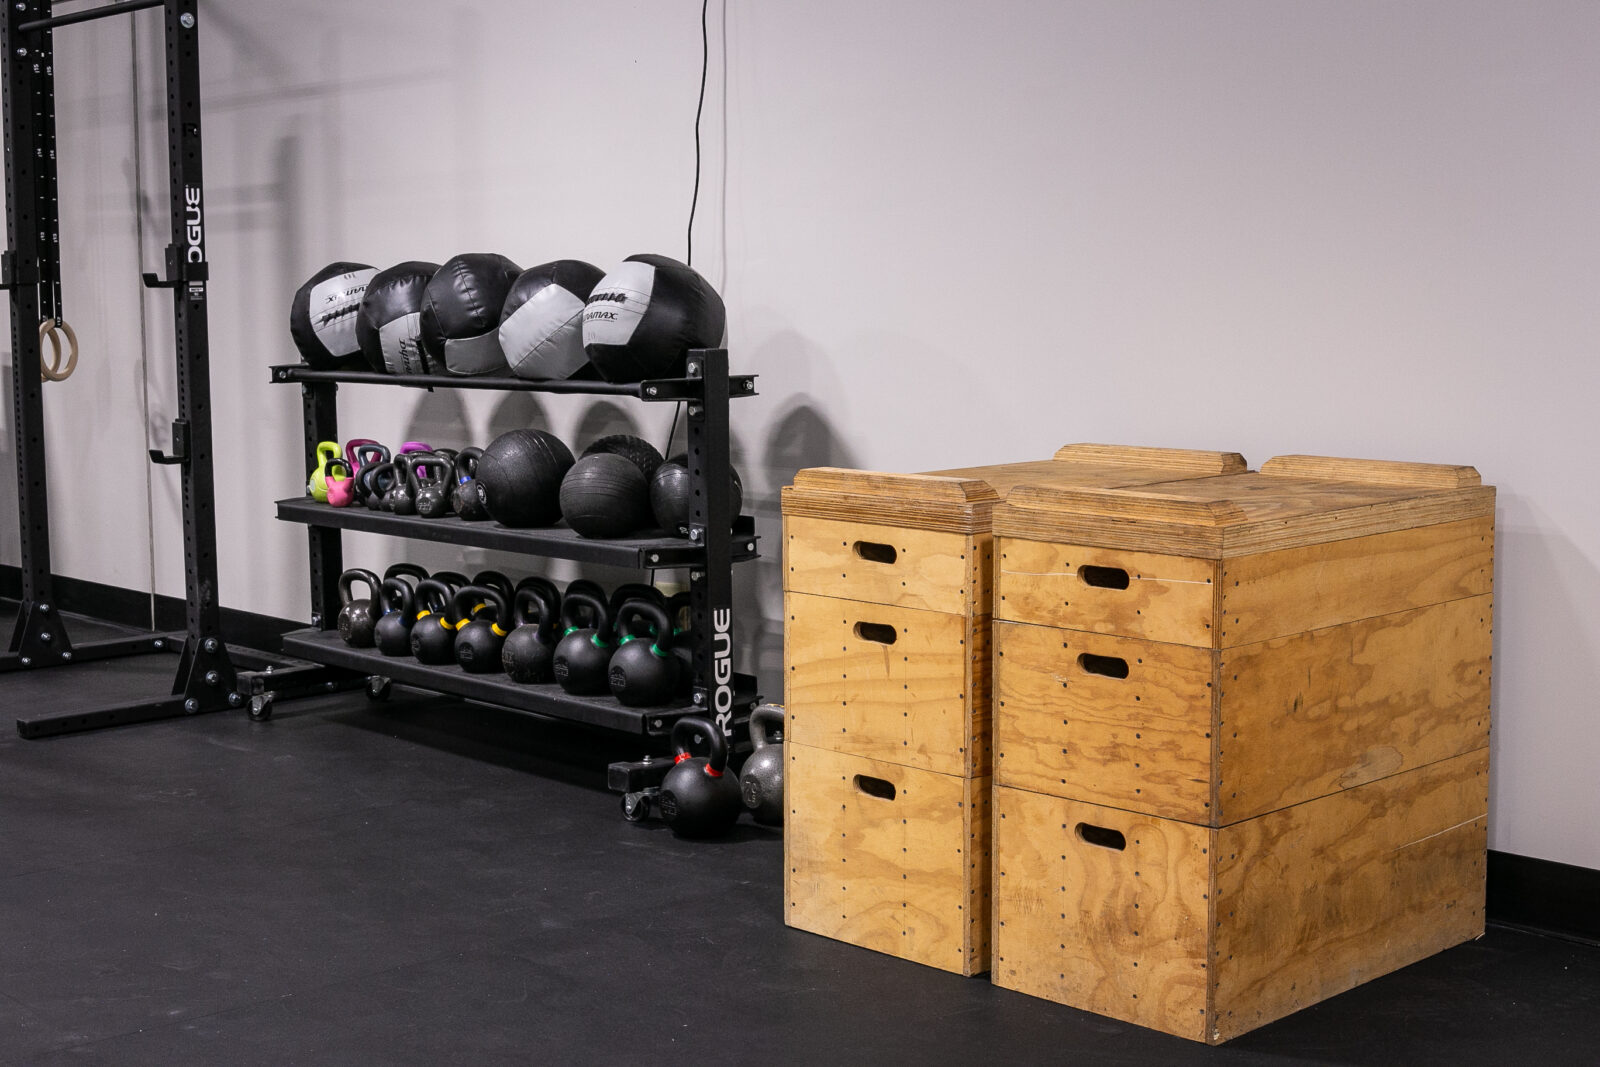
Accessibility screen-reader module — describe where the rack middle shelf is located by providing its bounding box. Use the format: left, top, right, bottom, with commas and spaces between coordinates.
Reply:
275, 498, 760, 569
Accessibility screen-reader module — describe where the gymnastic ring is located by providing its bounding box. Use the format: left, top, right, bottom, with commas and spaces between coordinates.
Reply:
37, 319, 63, 381
38, 318, 78, 382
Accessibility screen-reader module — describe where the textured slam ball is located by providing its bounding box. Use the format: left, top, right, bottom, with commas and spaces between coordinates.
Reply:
290, 261, 377, 369
357, 261, 440, 374
559, 453, 652, 539
419, 253, 523, 376
650, 461, 743, 536
475, 429, 574, 527
498, 260, 607, 380
580, 434, 664, 482
581, 253, 726, 383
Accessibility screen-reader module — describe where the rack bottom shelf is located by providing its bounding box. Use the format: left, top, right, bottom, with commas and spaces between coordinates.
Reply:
281, 628, 757, 737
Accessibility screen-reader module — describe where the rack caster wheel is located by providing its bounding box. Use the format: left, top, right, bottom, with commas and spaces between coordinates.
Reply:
621, 791, 652, 823
366, 676, 392, 702
248, 693, 274, 721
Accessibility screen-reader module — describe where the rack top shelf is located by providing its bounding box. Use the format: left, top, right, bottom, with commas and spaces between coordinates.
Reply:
269, 363, 757, 402
276, 498, 759, 569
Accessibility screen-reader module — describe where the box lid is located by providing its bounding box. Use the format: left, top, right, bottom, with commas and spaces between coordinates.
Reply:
993, 454, 1494, 557
780, 444, 1248, 534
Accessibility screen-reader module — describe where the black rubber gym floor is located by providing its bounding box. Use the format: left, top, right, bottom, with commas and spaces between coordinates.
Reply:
1, 609, 1597, 1065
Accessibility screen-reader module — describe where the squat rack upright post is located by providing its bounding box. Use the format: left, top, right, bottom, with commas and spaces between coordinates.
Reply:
1, 0, 314, 736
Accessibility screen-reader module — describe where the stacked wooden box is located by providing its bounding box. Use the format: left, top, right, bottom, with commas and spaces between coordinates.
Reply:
988, 455, 1494, 1042
781, 444, 1248, 976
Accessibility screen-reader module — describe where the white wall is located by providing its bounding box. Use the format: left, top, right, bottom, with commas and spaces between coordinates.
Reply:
4, 1, 1596, 870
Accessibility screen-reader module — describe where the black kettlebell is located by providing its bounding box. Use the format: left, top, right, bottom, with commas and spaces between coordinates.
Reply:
608, 582, 665, 641
410, 452, 455, 519
336, 568, 383, 647
350, 443, 391, 508
608, 600, 679, 707
365, 460, 402, 511
409, 578, 460, 665
552, 589, 614, 695
472, 570, 516, 607
373, 576, 418, 657
502, 577, 561, 683
658, 715, 743, 838
383, 457, 417, 514
452, 585, 510, 674
451, 446, 492, 521
740, 704, 785, 826
383, 562, 429, 585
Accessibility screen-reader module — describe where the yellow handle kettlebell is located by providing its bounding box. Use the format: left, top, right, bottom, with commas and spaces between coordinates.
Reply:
308, 440, 341, 502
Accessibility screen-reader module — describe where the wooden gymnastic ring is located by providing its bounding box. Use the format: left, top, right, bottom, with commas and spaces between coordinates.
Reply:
38, 318, 78, 382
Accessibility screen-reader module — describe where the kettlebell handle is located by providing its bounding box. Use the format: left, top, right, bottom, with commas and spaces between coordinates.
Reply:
454, 446, 483, 484
379, 576, 415, 616
513, 578, 561, 633
749, 704, 783, 750
616, 599, 673, 655
383, 562, 430, 586
671, 715, 729, 777
560, 590, 613, 642
451, 585, 508, 630
337, 568, 382, 614
412, 578, 455, 620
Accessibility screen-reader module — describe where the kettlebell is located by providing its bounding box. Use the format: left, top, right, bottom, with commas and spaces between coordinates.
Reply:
383, 460, 417, 514
451, 447, 492, 521
501, 577, 561, 683
324, 457, 356, 507
409, 453, 455, 519
383, 562, 429, 586
450, 585, 510, 674
344, 437, 381, 470
336, 568, 383, 647
740, 704, 785, 826
658, 715, 743, 838
409, 578, 460, 665
373, 576, 418, 656
432, 570, 470, 592
608, 600, 679, 707
472, 571, 516, 607
552, 589, 614, 695
350, 442, 391, 508
308, 440, 341, 502
399, 440, 433, 456
363, 460, 401, 511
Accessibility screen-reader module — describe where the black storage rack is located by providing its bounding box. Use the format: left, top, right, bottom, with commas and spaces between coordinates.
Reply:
266, 349, 761, 741
3, 1, 343, 737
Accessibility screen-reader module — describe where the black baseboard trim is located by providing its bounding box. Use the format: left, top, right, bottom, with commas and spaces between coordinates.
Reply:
1487, 849, 1600, 945
0, 565, 301, 655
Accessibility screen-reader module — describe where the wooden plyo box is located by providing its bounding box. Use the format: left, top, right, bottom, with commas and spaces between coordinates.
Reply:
781, 444, 1248, 778
992, 751, 1488, 1044
784, 742, 992, 976
988, 454, 1495, 1040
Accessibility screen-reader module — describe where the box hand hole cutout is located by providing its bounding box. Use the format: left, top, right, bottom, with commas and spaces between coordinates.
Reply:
853, 540, 897, 565
853, 621, 898, 645
1075, 823, 1127, 851
1077, 652, 1129, 679
854, 774, 897, 801
1079, 565, 1130, 590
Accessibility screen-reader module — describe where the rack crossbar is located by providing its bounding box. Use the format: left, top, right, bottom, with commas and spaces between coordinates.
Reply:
17, 0, 161, 33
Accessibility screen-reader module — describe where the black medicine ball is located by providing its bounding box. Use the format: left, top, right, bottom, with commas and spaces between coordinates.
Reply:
419, 253, 523, 376
290, 261, 376, 369
475, 429, 574, 527
581, 254, 726, 383
499, 260, 607, 380
560, 454, 653, 539
357, 260, 440, 374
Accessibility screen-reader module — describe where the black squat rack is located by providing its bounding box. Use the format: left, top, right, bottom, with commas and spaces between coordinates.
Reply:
265, 349, 762, 755
2, 0, 337, 737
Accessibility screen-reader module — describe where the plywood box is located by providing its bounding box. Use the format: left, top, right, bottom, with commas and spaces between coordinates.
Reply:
991, 750, 1489, 1044
784, 742, 991, 976
782, 444, 1247, 777
991, 455, 1495, 823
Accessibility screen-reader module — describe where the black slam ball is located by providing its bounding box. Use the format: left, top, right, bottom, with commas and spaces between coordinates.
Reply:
476, 429, 575, 527
419, 253, 523, 376
560, 454, 653, 539
290, 261, 376, 369
357, 260, 440, 374
499, 260, 607, 380
581, 253, 726, 383
649, 461, 743, 537
580, 434, 665, 482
